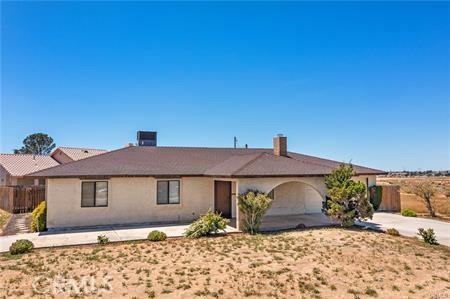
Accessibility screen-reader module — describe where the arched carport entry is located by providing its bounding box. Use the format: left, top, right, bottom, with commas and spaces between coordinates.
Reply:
266, 181, 324, 216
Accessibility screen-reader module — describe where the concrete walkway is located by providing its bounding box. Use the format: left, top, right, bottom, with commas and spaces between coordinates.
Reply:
0, 223, 239, 253
357, 212, 450, 246
2, 213, 32, 235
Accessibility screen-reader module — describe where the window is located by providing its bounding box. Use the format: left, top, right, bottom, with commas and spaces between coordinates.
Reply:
157, 180, 180, 204
81, 181, 108, 207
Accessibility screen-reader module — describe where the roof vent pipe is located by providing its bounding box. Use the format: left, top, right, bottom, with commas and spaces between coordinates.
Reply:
273, 134, 287, 156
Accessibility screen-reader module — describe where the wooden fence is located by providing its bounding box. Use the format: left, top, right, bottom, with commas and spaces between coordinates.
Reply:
378, 185, 401, 212
0, 186, 45, 214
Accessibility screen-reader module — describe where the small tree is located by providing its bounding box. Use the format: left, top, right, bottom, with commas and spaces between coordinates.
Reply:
238, 190, 272, 234
323, 163, 374, 226
411, 180, 436, 217
14, 133, 56, 155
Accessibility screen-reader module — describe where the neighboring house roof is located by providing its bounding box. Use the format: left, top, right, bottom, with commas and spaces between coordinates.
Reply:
0, 154, 60, 177
29, 146, 386, 178
52, 147, 108, 161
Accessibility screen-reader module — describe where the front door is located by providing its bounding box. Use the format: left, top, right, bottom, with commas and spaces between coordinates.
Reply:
214, 181, 232, 218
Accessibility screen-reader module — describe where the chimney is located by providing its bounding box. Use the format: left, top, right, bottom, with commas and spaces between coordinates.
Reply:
273, 134, 287, 156
137, 131, 157, 146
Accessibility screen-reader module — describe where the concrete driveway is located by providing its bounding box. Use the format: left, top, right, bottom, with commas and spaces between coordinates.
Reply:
0, 223, 238, 253
357, 212, 450, 246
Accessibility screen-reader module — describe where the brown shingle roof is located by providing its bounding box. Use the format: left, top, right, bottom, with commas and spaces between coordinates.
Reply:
53, 147, 107, 161
0, 154, 59, 177
28, 146, 385, 178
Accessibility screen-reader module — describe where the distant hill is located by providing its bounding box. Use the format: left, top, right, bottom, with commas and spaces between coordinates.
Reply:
384, 170, 450, 177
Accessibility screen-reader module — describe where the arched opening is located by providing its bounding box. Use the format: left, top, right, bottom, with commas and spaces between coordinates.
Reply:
266, 181, 324, 216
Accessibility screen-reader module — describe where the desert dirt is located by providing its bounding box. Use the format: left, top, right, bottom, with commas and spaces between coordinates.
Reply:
1, 228, 449, 298
377, 177, 450, 217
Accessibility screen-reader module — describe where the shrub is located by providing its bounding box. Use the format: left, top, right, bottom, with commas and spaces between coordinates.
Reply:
148, 230, 167, 242
417, 228, 438, 245
31, 201, 46, 232
401, 208, 417, 217
369, 186, 383, 211
9, 239, 34, 255
385, 228, 400, 236
238, 190, 272, 234
97, 235, 109, 245
323, 164, 373, 226
185, 210, 229, 238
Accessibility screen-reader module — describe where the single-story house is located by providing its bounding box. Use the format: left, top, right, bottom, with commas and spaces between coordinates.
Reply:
0, 154, 59, 186
0, 147, 107, 186
29, 132, 386, 230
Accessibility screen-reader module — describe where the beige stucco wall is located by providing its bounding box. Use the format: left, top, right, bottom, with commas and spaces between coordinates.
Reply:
47, 177, 215, 229
267, 181, 323, 216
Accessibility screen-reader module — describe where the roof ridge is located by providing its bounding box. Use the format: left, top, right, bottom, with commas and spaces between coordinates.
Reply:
230, 152, 268, 176
56, 146, 108, 151
29, 146, 130, 176
0, 153, 52, 157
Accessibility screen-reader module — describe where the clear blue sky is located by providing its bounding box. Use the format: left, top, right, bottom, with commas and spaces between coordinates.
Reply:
1, 2, 449, 171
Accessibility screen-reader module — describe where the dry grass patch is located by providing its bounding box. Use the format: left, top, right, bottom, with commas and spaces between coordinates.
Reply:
0, 228, 449, 298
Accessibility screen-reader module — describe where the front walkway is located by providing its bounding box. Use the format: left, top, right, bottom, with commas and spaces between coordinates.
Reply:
2, 213, 32, 235
0, 223, 239, 253
357, 212, 450, 246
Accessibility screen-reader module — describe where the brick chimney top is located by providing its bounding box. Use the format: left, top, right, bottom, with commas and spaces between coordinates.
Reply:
273, 134, 287, 156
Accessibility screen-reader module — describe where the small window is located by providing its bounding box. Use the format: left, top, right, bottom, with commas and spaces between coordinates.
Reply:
157, 180, 180, 204
81, 181, 108, 207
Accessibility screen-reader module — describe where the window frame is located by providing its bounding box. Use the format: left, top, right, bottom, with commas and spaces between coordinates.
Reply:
81, 181, 108, 208
156, 179, 181, 205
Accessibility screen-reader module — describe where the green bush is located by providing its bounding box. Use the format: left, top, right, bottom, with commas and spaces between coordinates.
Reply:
9, 239, 34, 255
385, 228, 400, 236
31, 201, 46, 232
148, 230, 167, 242
401, 208, 417, 217
418, 228, 438, 245
97, 235, 109, 245
369, 186, 383, 211
324, 164, 373, 226
238, 190, 272, 234
185, 210, 229, 238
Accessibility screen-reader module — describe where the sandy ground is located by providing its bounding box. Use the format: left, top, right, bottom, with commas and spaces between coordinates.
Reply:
378, 177, 450, 217
1, 228, 449, 298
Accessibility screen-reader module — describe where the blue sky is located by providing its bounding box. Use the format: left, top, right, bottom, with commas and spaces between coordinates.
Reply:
1, 2, 449, 171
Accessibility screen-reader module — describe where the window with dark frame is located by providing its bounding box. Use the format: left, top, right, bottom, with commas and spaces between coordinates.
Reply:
81, 181, 108, 207
157, 180, 180, 204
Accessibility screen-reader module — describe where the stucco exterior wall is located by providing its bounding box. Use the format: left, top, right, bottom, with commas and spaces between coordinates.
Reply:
47, 177, 215, 229
267, 181, 323, 216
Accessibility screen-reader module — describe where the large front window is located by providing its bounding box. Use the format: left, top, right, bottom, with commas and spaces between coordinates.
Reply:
157, 180, 180, 204
81, 181, 108, 207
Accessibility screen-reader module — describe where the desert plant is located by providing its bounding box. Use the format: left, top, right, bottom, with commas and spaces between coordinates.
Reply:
401, 208, 417, 217
9, 239, 34, 255
97, 235, 109, 245
417, 228, 438, 245
385, 228, 400, 236
148, 230, 167, 242
369, 185, 382, 211
323, 163, 374, 226
185, 210, 229, 238
411, 180, 436, 217
238, 190, 272, 234
31, 201, 46, 232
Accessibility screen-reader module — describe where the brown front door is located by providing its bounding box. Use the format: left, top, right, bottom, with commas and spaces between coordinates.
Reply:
214, 181, 232, 218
